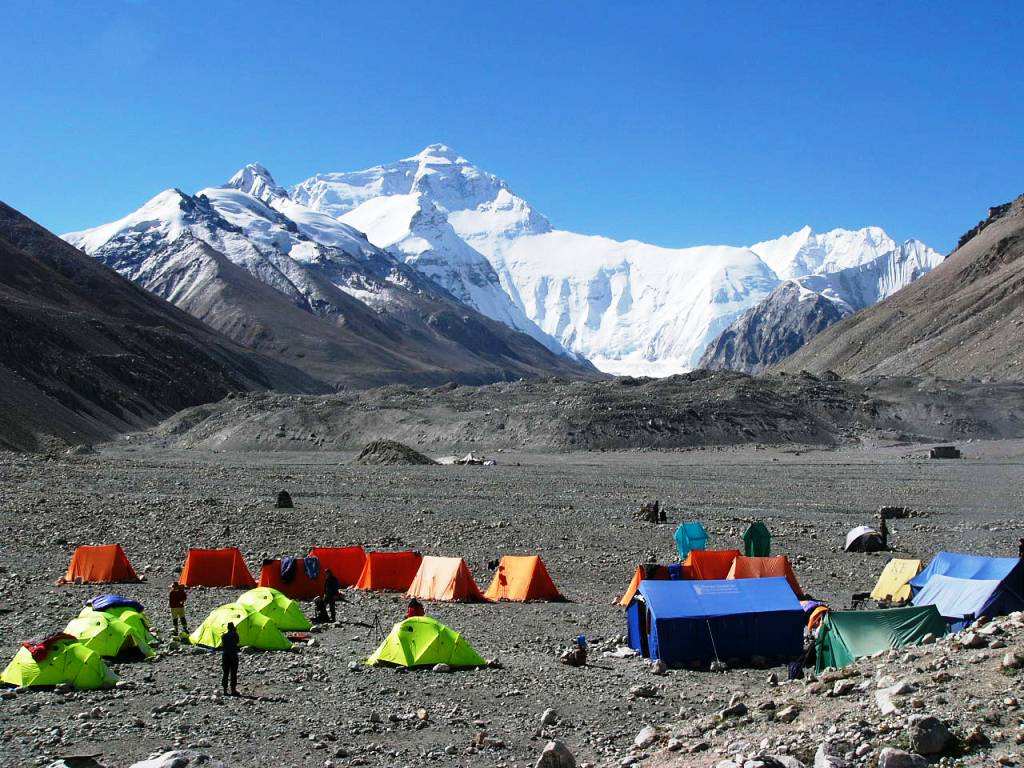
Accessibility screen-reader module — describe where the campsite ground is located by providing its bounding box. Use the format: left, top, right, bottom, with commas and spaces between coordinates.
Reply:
1, 440, 1023, 767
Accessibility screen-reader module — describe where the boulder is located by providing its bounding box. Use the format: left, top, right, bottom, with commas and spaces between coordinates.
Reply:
275, 490, 293, 509
634, 726, 658, 749
535, 741, 576, 768
813, 742, 850, 768
877, 748, 928, 768
907, 716, 951, 755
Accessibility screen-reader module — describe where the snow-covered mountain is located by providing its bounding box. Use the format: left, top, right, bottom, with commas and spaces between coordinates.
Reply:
700, 240, 945, 373
291, 146, 566, 357
62, 166, 597, 387
292, 145, 942, 376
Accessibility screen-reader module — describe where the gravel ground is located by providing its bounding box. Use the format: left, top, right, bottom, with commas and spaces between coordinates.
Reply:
1, 441, 1023, 767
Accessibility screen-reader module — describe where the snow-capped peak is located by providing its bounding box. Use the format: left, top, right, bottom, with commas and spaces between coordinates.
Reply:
749, 225, 920, 280
227, 162, 287, 204
406, 143, 463, 163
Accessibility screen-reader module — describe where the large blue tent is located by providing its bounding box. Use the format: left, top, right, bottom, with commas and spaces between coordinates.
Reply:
910, 552, 1024, 628
673, 522, 709, 559
626, 577, 804, 667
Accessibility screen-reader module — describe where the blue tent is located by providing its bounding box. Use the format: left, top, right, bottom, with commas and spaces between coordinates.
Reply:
626, 577, 804, 667
910, 552, 1024, 628
673, 522, 709, 559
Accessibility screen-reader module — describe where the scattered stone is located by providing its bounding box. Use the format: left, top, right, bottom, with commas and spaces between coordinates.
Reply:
814, 741, 850, 768
877, 747, 929, 768
776, 704, 800, 723
960, 632, 986, 649
634, 725, 658, 749
907, 715, 951, 755
535, 740, 576, 768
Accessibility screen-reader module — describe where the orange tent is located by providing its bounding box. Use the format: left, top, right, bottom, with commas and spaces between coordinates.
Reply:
61, 545, 140, 584
684, 549, 741, 580
258, 558, 325, 601
406, 556, 487, 602
484, 555, 564, 602
726, 555, 803, 597
619, 563, 677, 607
308, 546, 366, 587
178, 548, 256, 588
355, 551, 423, 592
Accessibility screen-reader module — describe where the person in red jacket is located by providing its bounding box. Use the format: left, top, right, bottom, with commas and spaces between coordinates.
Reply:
405, 598, 425, 619
169, 582, 188, 636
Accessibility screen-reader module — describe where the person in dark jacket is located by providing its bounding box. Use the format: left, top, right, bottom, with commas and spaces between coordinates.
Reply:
406, 598, 425, 619
323, 569, 341, 622
221, 622, 239, 696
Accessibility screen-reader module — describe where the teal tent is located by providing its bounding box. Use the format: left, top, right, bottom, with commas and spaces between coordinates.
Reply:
815, 605, 947, 672
674, 522, 709, 559
742, 522, 771, 557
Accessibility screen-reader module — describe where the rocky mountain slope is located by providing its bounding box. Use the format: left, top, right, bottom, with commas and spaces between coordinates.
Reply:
777, 194, 1024, 379
64, 167, 598, 388
701, 242, 943, 373
0, 201, 322, 451
292, 145, 941, 376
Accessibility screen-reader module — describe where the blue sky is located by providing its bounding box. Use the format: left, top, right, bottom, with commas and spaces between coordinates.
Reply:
3, 1, 1021, 251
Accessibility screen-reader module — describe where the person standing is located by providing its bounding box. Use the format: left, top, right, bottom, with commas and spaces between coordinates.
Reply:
169, 582, 188, 636
221, 622, 239, 696
323, 569, 341, 622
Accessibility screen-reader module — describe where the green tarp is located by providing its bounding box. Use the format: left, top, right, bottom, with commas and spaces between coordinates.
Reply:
742, 522, 771, 557
366, 617, 485, 669
816, 605, 947, 672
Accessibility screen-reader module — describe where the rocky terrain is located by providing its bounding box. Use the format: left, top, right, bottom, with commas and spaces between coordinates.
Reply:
0, 202, 321, 453
2, 442, 1023, 767
779, 194, 1024, 379
139, 372, 1024, 454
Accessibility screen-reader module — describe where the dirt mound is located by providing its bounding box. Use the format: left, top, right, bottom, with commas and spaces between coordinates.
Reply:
354, 439, 437, 465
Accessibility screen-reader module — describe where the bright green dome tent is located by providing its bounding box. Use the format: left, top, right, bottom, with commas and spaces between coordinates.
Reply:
2, 637, 117, 690
190, 603, 292, 650
65, 612, 154, 659
816, 605, 947, 672
742, 522, 771, 557
367, 616, 485, 669
236, 587, 311, 631
80, 605, 157, 647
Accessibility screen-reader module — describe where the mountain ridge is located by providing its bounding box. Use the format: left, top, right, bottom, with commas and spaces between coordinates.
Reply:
776, 193, 1024, 379
0, 200, 324, 451
291, 145, 942, 376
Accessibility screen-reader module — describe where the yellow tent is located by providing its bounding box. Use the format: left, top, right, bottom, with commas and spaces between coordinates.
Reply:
870, 558, 922, 603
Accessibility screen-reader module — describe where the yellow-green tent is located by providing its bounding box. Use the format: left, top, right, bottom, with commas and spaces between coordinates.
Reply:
236, 587, 311, 631
65, 611, 154, 659
189, 603, 292, 650
367, 617, 485, 669
1, 638, 117, 690
870, 558, 923, 603
80, 605, 157, 646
